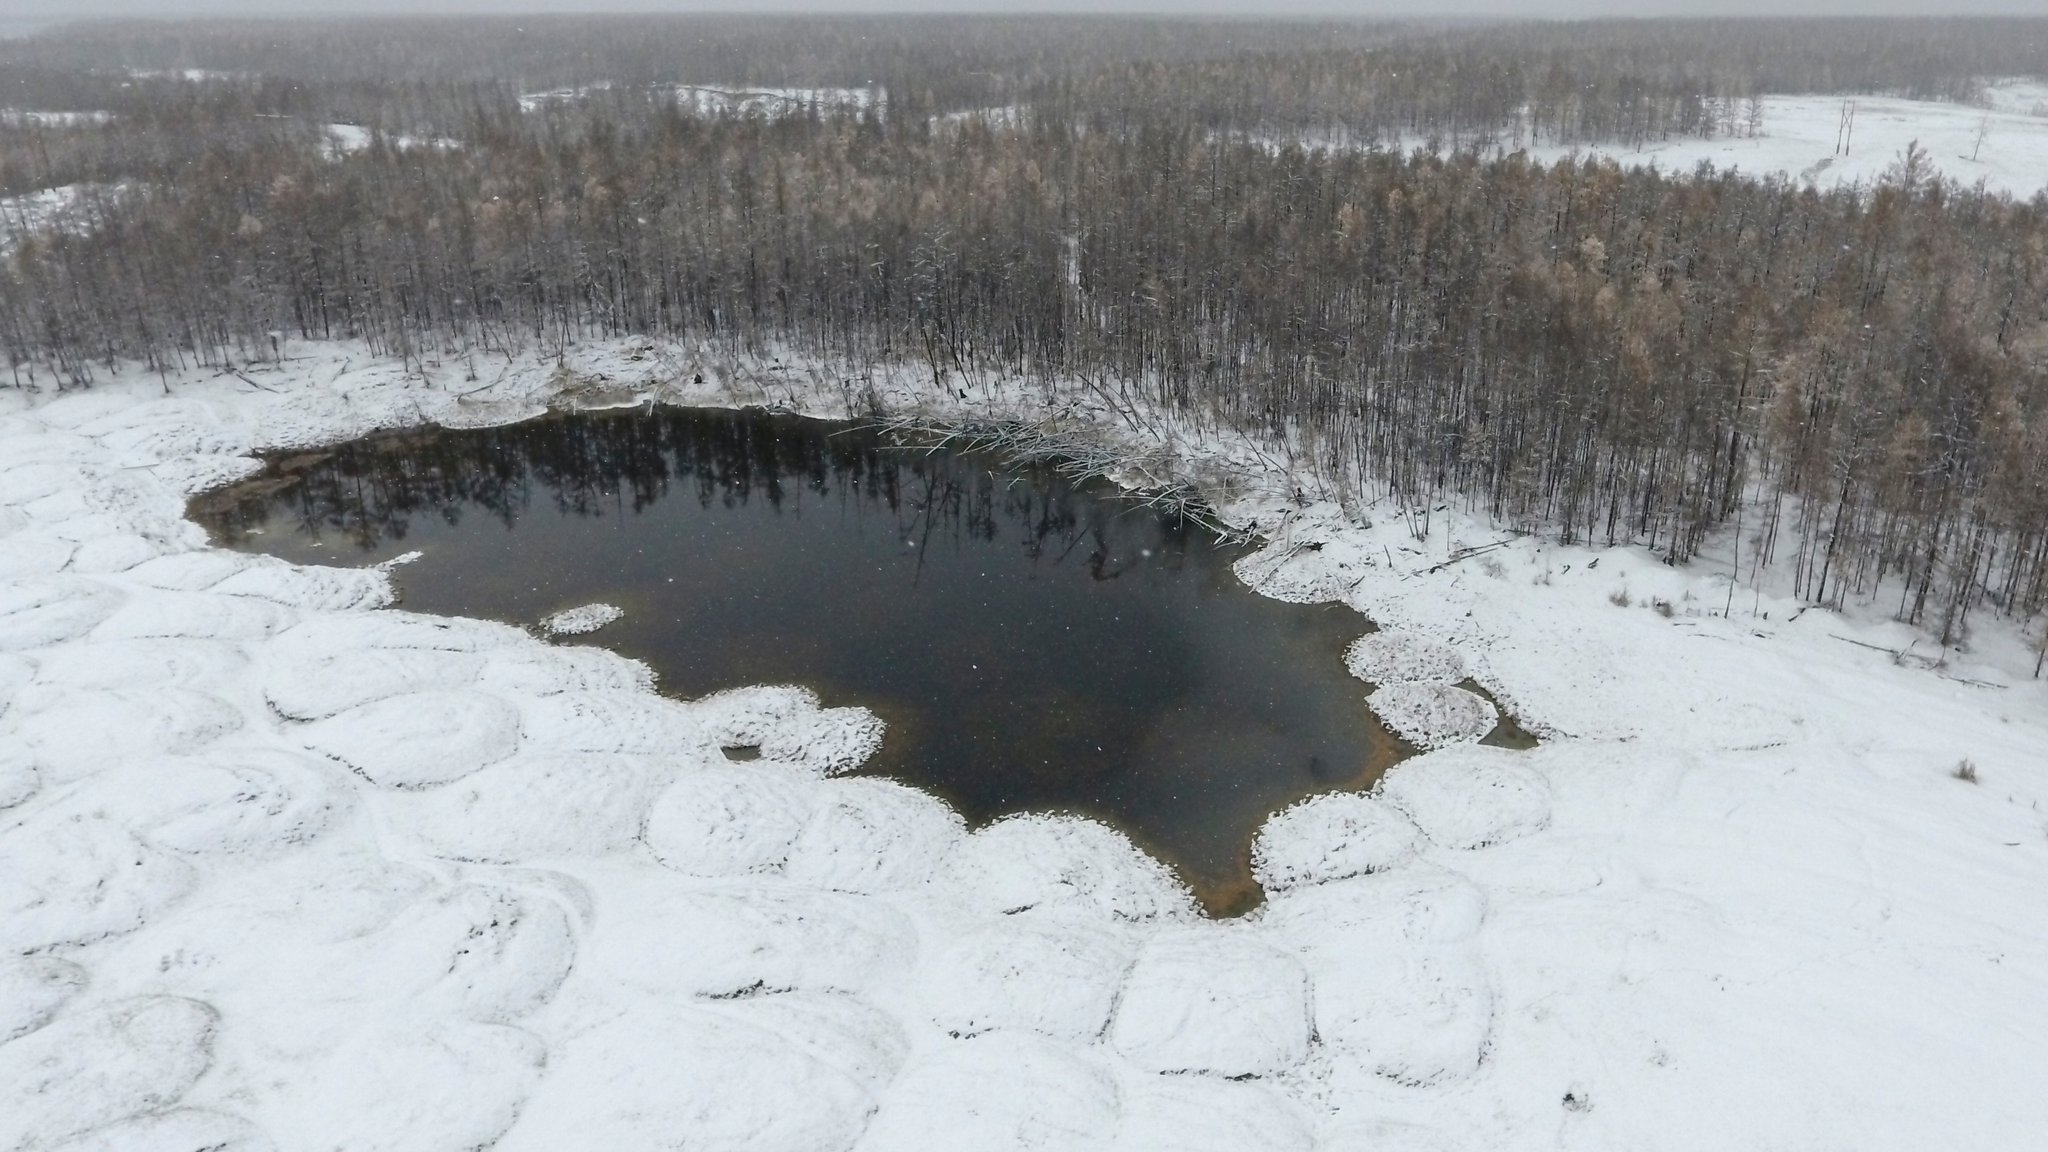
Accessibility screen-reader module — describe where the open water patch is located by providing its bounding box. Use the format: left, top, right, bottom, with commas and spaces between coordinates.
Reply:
197, 406, 1434, 913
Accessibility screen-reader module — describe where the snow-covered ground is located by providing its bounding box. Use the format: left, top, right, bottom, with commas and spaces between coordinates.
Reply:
517, 83, 882, 118
1519, 88, 2048, 198
0, 183, 128, 256
319, 124, 461, 160
2, 341, 2045, 1151
0, 110, 113, 128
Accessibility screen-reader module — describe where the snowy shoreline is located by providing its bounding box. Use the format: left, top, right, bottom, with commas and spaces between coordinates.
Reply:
3, 342, 2046, 1151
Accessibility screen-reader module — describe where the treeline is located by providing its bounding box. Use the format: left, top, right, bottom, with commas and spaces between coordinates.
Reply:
1047, 18, 2048, 149
5, 16, 2047, 152
4, 73, 2046, 639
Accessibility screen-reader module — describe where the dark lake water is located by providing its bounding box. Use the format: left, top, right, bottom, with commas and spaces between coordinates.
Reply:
194, 407, 1413, 914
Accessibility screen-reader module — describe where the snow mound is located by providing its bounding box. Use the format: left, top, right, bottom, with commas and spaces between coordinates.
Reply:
65, 748, 347, 856
10, 686, 244, 784
68, 533, 171, 574
1319, 1119, 1458, 1152
0, 576, 123, 650
263, 645, 483, 721
644, 763, 822, 877
936, 813, 1199, 923
0, 749, 36, 810
30, 637, 248, 693
0, 531, 75, 579
502, 1002, 880, 1152
386, 752, 673, 861
1377, 744, 1552, 849
920, 913, 1135, 1040
298, 690, 520, 788
1310, 947, 1494, 1086
1117, 1076, 1315, 1152
585, 883, 913, 999
0, 996, 216, 1150
1232, 517, 1380, 605
856, 1031, 1119, 1152
1261, 870, 1493, 1087
645, 768, 959, 891
1253, 792, 1423, 891
123, 549, 262, 591
1108, 928, 1313, 1077
93, 589, 292, 641
685, 684, 885, 775
255, 1019, 542, 1152
211, 560, 394, 612
517, 690, 716, 757
475, 644, 654, 697
1367, 682, 1497, 749
539, 602, 623, 635
46, 1108, 273, 1152
0, 814, 194, 952
1343, 631, 1466, 686
783, 777, 966, 894
0, 956, 86, 1044
0, 652, 31, 716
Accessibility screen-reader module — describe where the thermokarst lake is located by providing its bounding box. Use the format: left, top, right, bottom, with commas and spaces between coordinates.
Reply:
194, 405, 1522, 913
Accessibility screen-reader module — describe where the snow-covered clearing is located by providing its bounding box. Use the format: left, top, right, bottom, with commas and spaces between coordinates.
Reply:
0, 110, 113, 128
2, 341, 2045, 1151
1520, 89, 2048, 198
517, 83, 882, 118
0, 183, 128, 256
319, 124, 462, 160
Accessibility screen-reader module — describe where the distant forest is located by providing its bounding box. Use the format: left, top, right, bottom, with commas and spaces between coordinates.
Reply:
3, 16, 2048, 645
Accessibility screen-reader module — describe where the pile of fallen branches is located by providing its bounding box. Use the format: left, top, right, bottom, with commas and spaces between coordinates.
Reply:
864, 413, 1257, 544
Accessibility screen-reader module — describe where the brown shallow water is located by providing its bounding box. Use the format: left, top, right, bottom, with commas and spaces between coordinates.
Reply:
193, 406, 1519, 914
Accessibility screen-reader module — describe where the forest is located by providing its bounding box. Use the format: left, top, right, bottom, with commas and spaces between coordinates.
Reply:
3, 15, 2047, 649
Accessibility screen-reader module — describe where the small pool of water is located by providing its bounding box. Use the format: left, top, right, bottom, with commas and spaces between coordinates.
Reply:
195, 406, 1419, 914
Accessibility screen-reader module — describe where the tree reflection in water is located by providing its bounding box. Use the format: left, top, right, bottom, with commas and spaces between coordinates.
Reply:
197, 406, 1401, 915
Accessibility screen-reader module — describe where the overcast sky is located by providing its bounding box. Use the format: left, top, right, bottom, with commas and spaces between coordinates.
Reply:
9, 0, 2048, 19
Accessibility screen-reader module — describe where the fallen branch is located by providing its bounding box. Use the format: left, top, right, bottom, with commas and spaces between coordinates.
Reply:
1424, 536, 1523, 574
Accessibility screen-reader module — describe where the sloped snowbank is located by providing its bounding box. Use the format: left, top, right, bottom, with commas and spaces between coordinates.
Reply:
1, 342, 2045, 1151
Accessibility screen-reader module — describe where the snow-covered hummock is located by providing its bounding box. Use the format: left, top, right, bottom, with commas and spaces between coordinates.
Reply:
539, 602, 623, 636
1, 341, 2045, 1151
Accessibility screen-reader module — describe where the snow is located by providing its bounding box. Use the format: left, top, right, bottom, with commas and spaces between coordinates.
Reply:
517, 82, 882, 119
1366, 682, 1499, 749
1107, 929, 1313, 1076
539, 601, 622, 635
1252, 792, 1424, 892
0, 183, 128, 256
320, 124, 462, 160
1518, 90, 2048, 198
669, 84, 882, 119
1302, 82, 2048, 199
1343, 630, 1466, 686
0, 339, 2044, 1150
0, 110, 113, 127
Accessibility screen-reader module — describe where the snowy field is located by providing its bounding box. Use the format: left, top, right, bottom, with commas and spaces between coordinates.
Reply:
2, 342, 2046, 1151
1519, 83, 2048, 198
